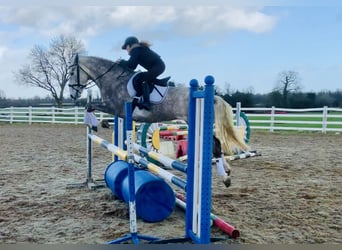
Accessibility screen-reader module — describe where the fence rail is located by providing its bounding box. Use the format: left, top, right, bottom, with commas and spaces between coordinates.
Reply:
238, 104, 342, 133
0, 106, 113, 125
1, 105, 342, 133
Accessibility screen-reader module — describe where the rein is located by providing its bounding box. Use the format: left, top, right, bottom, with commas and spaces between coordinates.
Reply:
69, 58, 132, 90
93, 63, 117, 82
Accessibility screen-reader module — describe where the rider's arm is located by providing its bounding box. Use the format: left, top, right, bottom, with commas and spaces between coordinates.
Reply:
120, 47, 140, 70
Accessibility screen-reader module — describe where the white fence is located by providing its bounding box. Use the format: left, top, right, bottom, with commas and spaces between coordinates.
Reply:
1, 105, 342, 133
0, 106, 112, 125
238, 104, 342, 133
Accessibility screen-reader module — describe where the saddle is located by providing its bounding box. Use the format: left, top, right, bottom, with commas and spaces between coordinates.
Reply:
127, 71, 171, 106
154, 76, 171, 87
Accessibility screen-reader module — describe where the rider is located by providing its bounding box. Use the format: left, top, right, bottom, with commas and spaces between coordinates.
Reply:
117, 36, 166, 111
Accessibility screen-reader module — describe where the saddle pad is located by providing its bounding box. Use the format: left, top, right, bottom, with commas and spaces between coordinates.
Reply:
127, 71, 169, 104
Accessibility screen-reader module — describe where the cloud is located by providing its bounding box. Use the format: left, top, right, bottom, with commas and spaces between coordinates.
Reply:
173, 6, 277, 35
0, 6, 277, 39
0, 46, 7, 58
0, 44, 41, 98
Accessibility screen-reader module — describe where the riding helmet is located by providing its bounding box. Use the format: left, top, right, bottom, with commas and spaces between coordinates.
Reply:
121, 36, 139, 49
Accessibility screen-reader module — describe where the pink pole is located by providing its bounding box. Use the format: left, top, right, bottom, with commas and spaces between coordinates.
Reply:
210, 214, 240, 239
175, 193, 240, 239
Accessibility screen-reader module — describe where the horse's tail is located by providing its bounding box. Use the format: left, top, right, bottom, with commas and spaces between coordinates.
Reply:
214, 96, 250, 155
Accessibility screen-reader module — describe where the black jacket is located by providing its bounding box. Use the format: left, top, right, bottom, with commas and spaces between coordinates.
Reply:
121, 45, 164, 72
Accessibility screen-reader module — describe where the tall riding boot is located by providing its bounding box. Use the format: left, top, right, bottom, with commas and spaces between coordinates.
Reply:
141, 82, 151, 111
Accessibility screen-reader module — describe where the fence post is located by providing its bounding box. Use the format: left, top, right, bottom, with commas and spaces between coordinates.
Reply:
28, 106, 32, 125
236, 102, 241, 127
322, 106, 328, 134
270, 106, 275, 132
9, 106, 13, 124
74, 106, 79, 125
52, 106, 55, 124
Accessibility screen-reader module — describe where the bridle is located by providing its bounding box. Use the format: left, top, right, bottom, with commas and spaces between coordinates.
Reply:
68, 54, 118, 94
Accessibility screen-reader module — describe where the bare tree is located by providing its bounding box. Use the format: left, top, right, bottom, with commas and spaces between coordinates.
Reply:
274, 70, 302, 107
0, 89, 5, 99
15, 35, 86, 107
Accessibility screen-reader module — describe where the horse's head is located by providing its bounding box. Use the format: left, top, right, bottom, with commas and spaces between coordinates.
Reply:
68, 54, 129, 101
68, 54, 90, 100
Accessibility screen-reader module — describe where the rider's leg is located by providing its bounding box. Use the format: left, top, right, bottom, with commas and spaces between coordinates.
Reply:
139, 72, 155, 111
141, 81, 151, 111
133, 75, 143, 97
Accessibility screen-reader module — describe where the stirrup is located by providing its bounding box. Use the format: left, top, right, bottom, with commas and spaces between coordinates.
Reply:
132, 97, 141, 111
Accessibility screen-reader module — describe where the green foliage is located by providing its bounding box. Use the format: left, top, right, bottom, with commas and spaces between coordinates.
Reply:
216, 89, 342, 108
0, 96, 85, 108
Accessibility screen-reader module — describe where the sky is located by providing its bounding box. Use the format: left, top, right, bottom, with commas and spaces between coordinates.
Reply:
0, 0, 341, 99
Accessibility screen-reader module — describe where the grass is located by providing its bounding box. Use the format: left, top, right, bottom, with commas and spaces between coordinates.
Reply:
243, 112, 342, 130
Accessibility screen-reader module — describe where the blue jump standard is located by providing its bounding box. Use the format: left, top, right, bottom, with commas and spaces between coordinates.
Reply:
106, 102, 160, 244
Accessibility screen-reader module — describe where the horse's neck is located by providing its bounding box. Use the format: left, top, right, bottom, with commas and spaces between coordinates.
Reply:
96, 67, 135, 116
81, 57, 125, 89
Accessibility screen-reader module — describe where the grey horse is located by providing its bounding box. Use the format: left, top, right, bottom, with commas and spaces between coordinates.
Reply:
68, 54, 248, 154
68, 54, 250, 187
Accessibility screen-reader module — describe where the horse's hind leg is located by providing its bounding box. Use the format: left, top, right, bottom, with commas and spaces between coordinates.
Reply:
222, 158, 231, 188
213, 135, 231, 188
215, 156, 231, 188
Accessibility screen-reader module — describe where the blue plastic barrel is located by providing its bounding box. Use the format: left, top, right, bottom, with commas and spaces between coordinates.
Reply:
104, 161, 175, 223
121, 169, 175, 222
104, 160, 128, 200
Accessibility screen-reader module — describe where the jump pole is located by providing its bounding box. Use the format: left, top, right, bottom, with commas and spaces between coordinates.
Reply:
133, 142, 187, 172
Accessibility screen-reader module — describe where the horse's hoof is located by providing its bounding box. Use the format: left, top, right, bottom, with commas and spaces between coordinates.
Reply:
223, 175, 231, 188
